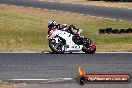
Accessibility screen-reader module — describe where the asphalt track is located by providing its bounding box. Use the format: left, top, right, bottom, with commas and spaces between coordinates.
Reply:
0, 53, 132, 88
0, 0, 132, 21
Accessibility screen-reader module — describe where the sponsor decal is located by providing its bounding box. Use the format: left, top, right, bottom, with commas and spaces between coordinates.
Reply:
77, 67, 131, 85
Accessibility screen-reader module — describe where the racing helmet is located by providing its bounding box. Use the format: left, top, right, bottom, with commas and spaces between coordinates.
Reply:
48, 20, 57, 29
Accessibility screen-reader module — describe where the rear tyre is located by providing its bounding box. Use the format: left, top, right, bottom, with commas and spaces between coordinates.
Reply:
82, 43, 96, 54
49, 39, 64, 54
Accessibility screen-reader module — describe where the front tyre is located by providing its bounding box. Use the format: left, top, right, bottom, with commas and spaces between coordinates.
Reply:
49, 39, 64, 54
76, 76, 87, 85
82, 43, 96, 54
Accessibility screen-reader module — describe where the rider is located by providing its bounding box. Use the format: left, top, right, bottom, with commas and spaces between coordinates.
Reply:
48, 20, 80, 36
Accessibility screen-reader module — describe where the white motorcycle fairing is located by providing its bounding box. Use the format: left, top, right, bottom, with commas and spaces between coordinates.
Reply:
48, 29, 83, 52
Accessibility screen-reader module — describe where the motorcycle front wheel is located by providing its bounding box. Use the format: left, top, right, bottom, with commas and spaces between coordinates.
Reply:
49, 39, 64, 54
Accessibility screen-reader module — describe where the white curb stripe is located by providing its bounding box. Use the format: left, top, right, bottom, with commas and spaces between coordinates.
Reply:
0, 52, 131, 54
119, 20, 123, 21
0, 51, 41, 53
59, 11, 64, 13
96, 52, 132, 54
7, 78, 73, 81
51, 10, 57, 12
59, 2, 65, 4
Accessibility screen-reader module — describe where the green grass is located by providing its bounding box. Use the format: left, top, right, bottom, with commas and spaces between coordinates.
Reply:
0, 4, 132, 52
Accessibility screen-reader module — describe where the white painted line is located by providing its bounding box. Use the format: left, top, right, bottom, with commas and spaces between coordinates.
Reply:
73, 13, 78, 15
92, 16, 96, 18
97, 17, 104, 19
59, 11, 64, 13
118, 6, 131, 10
8, 78, 73, 81
119, 20, 123, 21
1, 4, 7, 6
36, 8, 41, 10
96, 52, 132, 54
59, 2, 65, 4
105, 18, 111, 20
0, 51, 41, 53
51, 10, 57, 12
9, 79, 49, 81
44, 9, 48, 10
0, 51, 131, 54
79, 14, 84, 16
29, 7, 33, 9
72, 3, 78, 5
42, 52, 50, 54
48, 1, 56, 3
65, 12, 70, 14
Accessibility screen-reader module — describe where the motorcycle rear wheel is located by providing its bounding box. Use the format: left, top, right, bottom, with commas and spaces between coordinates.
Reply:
82, 44, 96, 54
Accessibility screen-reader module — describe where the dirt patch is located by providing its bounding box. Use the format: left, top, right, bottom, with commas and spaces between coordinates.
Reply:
0, 83, 29, 88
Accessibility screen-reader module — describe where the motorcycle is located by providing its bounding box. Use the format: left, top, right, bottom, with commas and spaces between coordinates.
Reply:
47, 27, 96, 54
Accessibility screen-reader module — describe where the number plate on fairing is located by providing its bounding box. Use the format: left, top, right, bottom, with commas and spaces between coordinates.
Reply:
64, 45, 83, 52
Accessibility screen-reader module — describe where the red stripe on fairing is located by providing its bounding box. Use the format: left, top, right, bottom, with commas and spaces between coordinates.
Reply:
48, 28, 57, 37
92, 43, 95, 49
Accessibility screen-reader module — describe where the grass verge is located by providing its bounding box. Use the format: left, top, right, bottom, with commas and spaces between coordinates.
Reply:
0, 4, 132, 52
